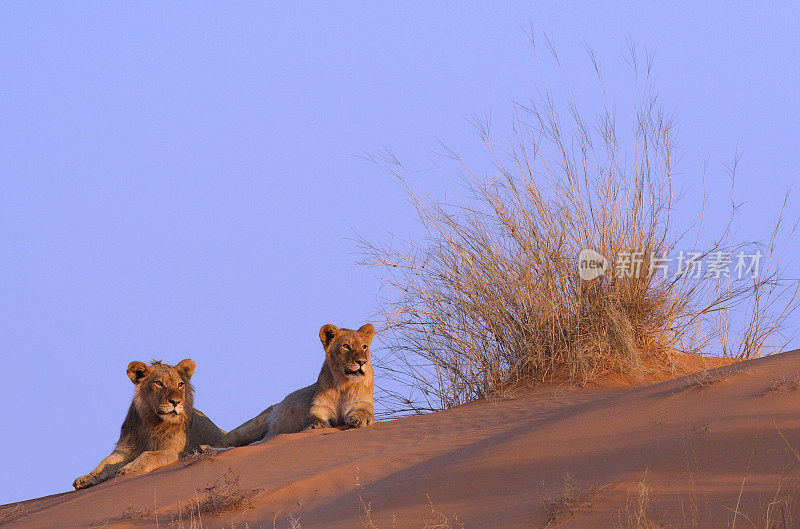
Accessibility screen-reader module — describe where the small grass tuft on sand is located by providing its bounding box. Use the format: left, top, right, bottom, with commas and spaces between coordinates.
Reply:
172, 468, 253, 528
757, 373, 800, 397
121, 502, 151, 520
0, 503, 29, 524
541, 473, 609, 527
181, 446, 219, 468
684, 369, 731, 390
616, 477, 662, 529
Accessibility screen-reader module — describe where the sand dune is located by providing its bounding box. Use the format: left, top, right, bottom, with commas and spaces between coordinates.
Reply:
3, 350, 800, 528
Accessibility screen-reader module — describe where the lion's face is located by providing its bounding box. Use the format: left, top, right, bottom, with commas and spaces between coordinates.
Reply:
127, 359, 195, 423
320, 323, 375, 379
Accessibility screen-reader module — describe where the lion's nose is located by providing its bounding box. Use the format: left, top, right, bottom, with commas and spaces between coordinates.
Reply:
355, 358, 366, 367
169, 398, 181, 406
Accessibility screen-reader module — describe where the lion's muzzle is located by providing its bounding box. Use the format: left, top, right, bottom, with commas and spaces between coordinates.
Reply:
344, 360, 367, 376
156, 400, 185, 418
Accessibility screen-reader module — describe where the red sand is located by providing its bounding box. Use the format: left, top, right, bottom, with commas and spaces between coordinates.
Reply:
3, 351, 799, 528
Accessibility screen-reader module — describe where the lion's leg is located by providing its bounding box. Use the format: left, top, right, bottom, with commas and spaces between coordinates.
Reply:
73, 449, 132, 490
305, 402, 335, 429
117, 449, 179, 475
218, 407, 272, 447
343, 401, 374, 429
197, 444, 233, 453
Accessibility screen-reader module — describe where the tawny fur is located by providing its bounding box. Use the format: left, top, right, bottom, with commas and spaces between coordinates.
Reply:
219, 323, 375, 447
73, 359, 224, 490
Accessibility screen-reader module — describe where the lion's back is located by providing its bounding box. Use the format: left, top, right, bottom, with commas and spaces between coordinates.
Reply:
187, 409, 226, 449
268, 383, 317, 436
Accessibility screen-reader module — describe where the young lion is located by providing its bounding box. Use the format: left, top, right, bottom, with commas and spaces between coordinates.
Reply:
73, 359, 224, 490
219, 323, 375, 447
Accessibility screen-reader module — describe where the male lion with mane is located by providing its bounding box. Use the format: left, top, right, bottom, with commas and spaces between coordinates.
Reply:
219, 323, 375, 447
73, 359, 224, 490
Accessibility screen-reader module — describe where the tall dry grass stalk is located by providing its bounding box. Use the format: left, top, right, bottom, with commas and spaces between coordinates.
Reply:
361, 41, 798, 415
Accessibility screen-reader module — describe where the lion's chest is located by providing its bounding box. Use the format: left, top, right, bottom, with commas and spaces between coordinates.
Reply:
333, 383, 371, 424
312, 382, 366, 425
145, 425, 188, 452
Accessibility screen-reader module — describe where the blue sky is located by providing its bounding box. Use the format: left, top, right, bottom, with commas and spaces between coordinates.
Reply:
1, 2, 798, 504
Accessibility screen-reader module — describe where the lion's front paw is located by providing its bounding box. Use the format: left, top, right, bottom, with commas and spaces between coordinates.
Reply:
305, 419, 330, 430
73, 474, 98, 490
345, 412, 374, 429
116, 463, 137, 476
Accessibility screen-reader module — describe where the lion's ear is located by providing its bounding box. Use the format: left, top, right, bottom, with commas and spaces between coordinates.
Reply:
127, 361, 150, 384
358, 323, 375, 343
176, 359, 196, 380
319, 324, 340, 348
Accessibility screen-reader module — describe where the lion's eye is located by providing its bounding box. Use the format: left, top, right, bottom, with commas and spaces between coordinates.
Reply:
362, 344, 368, 350
341, 344, 350, 350
178, 381, 184, 388
154, 381, 164, 388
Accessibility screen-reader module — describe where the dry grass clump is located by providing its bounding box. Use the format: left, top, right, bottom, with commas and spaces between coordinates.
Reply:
191, 468, 252, 516
541, 473, 609, 527
272, 513, 302, 529
541, 473, 581, 526
684, 369, 731, 390
421, 495, 464, 529
287, 513, 302, 529
174, 468, 253, 526
181, 447, 218, 468
0, 503, 29, 524
362, 41, 798, 415
616, 478, 661, 529
121, 502, 151, 520
757, 373, 800, 397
